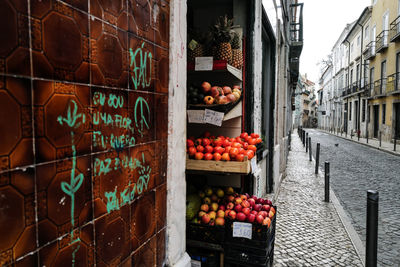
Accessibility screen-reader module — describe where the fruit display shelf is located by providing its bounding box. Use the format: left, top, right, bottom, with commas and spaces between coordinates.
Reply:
186, 156, 252, 174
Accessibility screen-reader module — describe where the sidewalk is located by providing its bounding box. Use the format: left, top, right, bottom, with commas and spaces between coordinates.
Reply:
320, 129, 400, 157
273, 130, 363, 267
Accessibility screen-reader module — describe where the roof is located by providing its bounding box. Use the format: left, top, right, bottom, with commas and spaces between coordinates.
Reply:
342, 6, 372, 43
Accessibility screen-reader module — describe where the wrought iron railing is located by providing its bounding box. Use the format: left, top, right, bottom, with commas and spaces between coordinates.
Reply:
364, 41, 376, 60
386, 72, 400, 93
373, 78, 387, 96
290, 3, 304, 43
376, 30, 389, 52
389, 15, 400, 42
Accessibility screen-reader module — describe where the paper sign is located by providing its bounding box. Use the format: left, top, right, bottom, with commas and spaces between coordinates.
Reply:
191, 260, 201, 267
204, 109, 224, 126
188, 39, 199, 51
195, 57, 213, 71
232, 222, 252, 239
251, 157, 259, 173
187, 110, 205, 124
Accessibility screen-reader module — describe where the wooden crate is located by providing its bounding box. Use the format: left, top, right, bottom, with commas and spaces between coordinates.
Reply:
186, 157, 251, 174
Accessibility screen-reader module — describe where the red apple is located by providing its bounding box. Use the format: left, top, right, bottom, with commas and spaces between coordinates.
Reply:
194, 152, 204, 160
254, 204, 262, 212
248, 198, 256, 208
240, 195, 247, 201
237, 212, 246, 222
242, 207, 251, 216
219, 205, 226, 211
215, 217, 225, 226
222, 86, 232, 95
208, 211, 216, 220
262, 205, 271, 212
227, 195, 235, 202
265, 199, 272, 206
234, 204, 242, 213
251, 195, 258, 202
200, 204, 209, 212
216, 95, 228, 104
269, 210, 275, 219
226, 93, 236, 103
226, 202, 234, 210
228, 210, 236, 220
204, 152, 213, 160
205, 145, 214, 154
198, 211, 206, 218
224, 209, 231, 218
262, 217, 271, 227
256, 215, 264, 224
250, 210, 258, 216
259, 211, 268, 218
247, 213, 256, 223
210, 86, 221, 97
202, 82, 211, 94
188, 147, 197, 158
234, 197, 242, 205
202, 213, 211, 224
241, 200, 250, 208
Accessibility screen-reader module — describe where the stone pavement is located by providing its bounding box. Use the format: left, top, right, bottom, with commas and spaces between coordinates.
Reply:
273, 130, 363, 267
321, 129, 400, 157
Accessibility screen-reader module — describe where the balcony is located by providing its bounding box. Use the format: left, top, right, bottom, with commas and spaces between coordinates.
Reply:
351, 81, 359, 93
289, 3, 304, 60
363, 83, 372, 97
372, 78, 387, 97
386, 73, 400, 94
363, 41, 376, 60
390, 16, 400, 42
376, 30, 389, 53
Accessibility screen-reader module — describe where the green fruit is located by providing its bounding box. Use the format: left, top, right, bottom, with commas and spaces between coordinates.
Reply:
186, 194, 201, 221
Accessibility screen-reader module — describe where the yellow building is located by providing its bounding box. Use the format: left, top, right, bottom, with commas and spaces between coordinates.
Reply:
366, 0, 400, 142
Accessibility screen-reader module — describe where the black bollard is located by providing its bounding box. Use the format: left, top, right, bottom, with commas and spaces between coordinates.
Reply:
358, 130, 360, 141
394, 137, 397, 152
366, 190, 379, 267
367, 130, 369, 144
308, 137, 312, 161
315, 143, 320, 174
379, 131, 382, 147
306, 133, 309, 152
324, 162, 330, 202
303, 130, 305, 146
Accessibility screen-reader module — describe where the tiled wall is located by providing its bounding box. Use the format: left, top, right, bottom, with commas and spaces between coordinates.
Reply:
0, 0, 169, 266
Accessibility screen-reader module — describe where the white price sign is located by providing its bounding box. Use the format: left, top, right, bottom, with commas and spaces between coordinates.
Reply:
204, 109, 224, 126
195, 57, 213, 71
251, 157, 259, 173
232, 222, 252, 239
187, 110, 205, 124
191, 259, 201, 267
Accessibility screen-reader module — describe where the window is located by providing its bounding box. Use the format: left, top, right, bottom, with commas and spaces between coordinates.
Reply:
357, 35, 361, 46
382, 104, 386, 124
350, 69, 353, 83
356, 64, 360, 82
362, 99, 366, 122
373, 0, 377, 5
365, 26, 369, 40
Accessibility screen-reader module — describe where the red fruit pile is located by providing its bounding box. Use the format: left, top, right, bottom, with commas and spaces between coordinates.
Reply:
192, 186, 275, 228
200, 82, 242, 105
187, 132, 262, 161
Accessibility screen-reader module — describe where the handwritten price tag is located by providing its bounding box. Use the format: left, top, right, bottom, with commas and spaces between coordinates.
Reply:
204, 109, 224, 126
251, 157, 259, 174
187, 110, 205, 124
232, 222, 252, 239
195, 57, 213, 71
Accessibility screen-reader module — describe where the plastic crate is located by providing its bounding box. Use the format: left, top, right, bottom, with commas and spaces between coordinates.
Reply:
224, 206, 277, 247
224, 242, 274, 267
187, 222, 225, 245
187, 247, 220, 267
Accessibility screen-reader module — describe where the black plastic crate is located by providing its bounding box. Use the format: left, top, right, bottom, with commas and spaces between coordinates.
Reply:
187, 247, 220, 267
224, 206, 277, 246
224, 242, 274, 267
187, 222, 225, 245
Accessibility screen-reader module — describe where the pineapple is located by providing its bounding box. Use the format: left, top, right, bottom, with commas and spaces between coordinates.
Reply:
213, 15, 233, 62
187, 28, 205, 61
229, 31, 243, 69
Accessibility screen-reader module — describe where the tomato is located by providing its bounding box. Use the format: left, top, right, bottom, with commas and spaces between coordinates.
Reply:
214, 146, 224, 154
202, 138, 211, 147
221, 152, 230, 161
187, 139, 194, 147
236, 154, 245, 162
238, 147, 245, 154
248, 138, 257, 145
248, 145, 257, 152
188, 147, 197, 158
222, 139, 231, 148
196, 145, 204, 153
195, 152, 204, 160
213, 152, 222, 161
195, 138, 202, 146
245, 150, 255, 160
204, 152, 213, 160
256, 137, 262, 144
224, 146, 232, 154
240, 132, 249, 139
230, 138, 236, 143
205, 145, 214, 154
213, 137, 223, 147
251, 133, 260, 138
243, 142, 249, 149
231, 142, 242, 148
229, 147, 239, 159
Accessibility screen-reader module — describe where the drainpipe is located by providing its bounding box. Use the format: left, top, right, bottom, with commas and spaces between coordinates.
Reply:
357, 22, 364, 139
344, 39, 351, 134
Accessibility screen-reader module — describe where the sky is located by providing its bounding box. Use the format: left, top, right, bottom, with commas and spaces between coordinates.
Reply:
300, 0, 371, 84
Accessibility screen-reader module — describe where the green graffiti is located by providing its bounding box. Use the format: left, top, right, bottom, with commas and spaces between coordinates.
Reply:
93, 91, 106, 106
57, 100, 85, 129
134, 97, 150, 136
93, 92, 124, 109
130, 42, 153, 90
103, 153, 151, 213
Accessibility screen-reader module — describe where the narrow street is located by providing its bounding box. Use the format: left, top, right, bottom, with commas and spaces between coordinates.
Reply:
307, 129, 400, 266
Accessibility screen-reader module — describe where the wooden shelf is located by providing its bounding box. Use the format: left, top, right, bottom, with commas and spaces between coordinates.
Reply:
186, 157, 251, 174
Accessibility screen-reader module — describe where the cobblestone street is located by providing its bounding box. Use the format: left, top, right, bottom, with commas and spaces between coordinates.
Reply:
307, 129, 400, 266
273, 131, 362, 266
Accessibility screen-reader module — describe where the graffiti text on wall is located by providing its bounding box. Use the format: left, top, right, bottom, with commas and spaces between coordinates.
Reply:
130, 42, 152, 90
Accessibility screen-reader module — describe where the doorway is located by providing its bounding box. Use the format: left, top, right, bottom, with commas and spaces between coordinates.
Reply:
395, 103, 400, 139
373, 105, 379, 138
